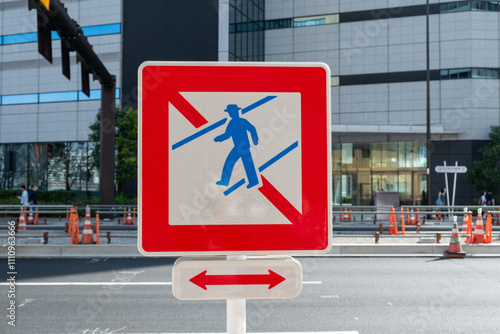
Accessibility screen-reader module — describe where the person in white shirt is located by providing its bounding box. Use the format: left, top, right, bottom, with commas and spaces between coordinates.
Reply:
17, 185, 28, 206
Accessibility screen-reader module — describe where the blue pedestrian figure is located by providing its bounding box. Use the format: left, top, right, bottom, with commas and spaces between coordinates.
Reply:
214, 104, 260, 189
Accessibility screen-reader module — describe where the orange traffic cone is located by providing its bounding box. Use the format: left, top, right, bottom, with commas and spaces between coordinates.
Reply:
123, 207, 127, 225
95, 214, 100, 245
400, 208, 406, 235
70, 210, 80, 245
471, 208, 486, 244
18, 211, 27, 231
27, 211, 34, 225
444, 216, 466, 258
437, 209, 442, 221
80, 205, 94, 244
409, 210, 416, 225
389, 207, 398, 235
124, 207, 134, 225
465, 211, 473, 244
461, 208, 469, 233
431, 208, 437, 220
485, 212, 493, 244
34, 208, 39, 225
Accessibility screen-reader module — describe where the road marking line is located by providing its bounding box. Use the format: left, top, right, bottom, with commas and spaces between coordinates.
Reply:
0, 282, 172, 286
0, 280, 321, 286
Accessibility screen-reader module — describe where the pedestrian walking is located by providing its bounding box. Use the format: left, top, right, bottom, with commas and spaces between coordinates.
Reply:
436, 187, 446, 206
17, 185, 28, 206
28, 185, 37, 211
486, 189, 495, 206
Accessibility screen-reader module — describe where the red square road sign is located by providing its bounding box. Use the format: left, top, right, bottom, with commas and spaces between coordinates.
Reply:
139, 62, 331, 256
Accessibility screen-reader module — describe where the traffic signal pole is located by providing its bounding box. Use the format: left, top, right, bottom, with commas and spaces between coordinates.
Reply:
100, 82, 116, 207
29, 0, 116, 206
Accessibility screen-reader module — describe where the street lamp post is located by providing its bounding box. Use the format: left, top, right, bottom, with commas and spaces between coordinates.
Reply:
426, 0, 432, 205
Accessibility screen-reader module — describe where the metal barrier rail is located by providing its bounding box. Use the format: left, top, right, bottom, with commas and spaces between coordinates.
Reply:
0, 211, 74, 214
0, 231, 135, 244
0, 205, 72, 208
96, 211, 138, 214
332, 205, 500, 224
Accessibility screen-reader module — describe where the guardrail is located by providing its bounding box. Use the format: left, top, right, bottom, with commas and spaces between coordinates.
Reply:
0, 231, 135, 244
332, 205, 500, 225
0, 204, 139, 224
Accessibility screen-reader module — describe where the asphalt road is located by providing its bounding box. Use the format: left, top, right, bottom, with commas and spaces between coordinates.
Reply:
0, 257, 499, 334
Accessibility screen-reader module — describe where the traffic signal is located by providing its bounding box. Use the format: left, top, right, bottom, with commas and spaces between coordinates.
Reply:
34, 4, 53, 63
28, 0, 115, 97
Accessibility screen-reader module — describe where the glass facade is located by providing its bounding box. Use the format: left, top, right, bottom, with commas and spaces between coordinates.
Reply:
229, 0, 265, 61
0, 142, 99, 195
1, 23, 121, 46
440, 1, 500, 12
0, 89, 120, 106
332, 142, 428, 206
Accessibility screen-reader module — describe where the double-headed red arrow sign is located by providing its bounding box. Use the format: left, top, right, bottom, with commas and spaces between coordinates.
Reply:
190, 269, 286, 290
172, 257, 302, 300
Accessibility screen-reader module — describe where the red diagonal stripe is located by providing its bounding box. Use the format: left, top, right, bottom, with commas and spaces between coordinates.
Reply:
169, 90, 208, 128
258, 176, 302, 224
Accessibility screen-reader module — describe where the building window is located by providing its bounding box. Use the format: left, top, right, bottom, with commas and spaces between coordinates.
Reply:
229, 0, 264, 61
0, 89, 120, 106
0, 142, 99, 194
293, 14, 339, 27
1, 23, 121, 46
332, 142, 427, 205
440, 1, 500, 13
441, 68, 499, 80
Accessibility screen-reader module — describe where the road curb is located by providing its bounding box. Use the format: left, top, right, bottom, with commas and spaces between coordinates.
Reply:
0, 245, 142, 258
1, 244, 500, 258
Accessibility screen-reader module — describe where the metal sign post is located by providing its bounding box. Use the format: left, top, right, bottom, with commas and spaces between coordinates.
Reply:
227, 255, 246, 334
435, 162, 468, 219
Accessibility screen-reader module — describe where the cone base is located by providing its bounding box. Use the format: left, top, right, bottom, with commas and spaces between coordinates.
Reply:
444, 250, 467, 258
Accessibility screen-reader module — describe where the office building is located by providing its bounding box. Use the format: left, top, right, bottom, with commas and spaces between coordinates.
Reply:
1, 0, 497, 205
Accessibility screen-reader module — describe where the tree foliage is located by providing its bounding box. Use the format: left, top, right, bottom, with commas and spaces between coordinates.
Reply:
89, 106, 137, 193
466, 125, 500, 192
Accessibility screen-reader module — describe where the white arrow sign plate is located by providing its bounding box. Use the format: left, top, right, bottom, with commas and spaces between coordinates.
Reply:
172, 256, 302, 300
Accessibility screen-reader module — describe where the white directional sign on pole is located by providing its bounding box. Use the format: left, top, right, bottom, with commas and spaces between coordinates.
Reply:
172, 256, 302, 300
435, 166, 467, 173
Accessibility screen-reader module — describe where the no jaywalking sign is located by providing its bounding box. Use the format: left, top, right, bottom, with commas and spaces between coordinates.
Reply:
138, 61, 332, 256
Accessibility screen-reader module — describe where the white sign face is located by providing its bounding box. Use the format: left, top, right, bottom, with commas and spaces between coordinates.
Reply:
172, 256, 302, 300
435, 166, 467, 173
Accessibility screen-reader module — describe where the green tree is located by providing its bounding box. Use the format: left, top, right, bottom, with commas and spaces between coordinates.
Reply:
466, 125, 500, 192
89, 106, 137, 194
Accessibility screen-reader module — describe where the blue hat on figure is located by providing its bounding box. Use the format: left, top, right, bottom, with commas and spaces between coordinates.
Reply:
224, 104, 241, 112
